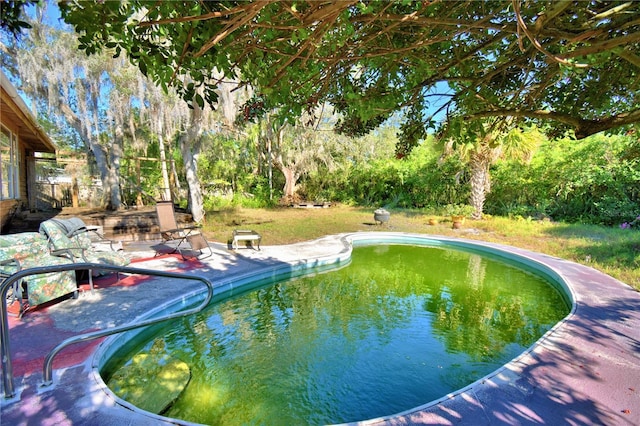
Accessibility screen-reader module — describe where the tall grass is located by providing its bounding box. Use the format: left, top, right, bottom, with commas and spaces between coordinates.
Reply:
203, 205, 639, 291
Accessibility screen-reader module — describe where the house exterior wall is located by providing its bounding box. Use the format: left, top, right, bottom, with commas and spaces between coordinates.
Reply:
1, 70, 57, 231
1, 117, 25, 230
0, 199, 19, 230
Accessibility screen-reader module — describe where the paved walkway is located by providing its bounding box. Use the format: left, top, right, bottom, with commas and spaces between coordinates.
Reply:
1, 233, 639, 425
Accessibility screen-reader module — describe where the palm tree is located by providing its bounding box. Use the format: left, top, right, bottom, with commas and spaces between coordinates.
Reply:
444, 119, 542, 219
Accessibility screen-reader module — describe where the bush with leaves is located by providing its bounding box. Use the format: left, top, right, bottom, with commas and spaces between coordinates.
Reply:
486, 133, 639, 224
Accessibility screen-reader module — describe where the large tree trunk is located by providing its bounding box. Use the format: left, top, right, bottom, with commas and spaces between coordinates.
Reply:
107, 120, 124, 210
257, 119, 279, 200
267, 128, 273, 201
469, 154, 490, 220
169, 154, 181, 201
60, 102, 117, 209
179, 104, 205, 223
157, 112, 172, 201
89, 82, 120, 210
280, 166, 300, 199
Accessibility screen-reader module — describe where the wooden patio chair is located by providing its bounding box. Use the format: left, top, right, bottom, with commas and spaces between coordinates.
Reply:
155, 200, 212, 259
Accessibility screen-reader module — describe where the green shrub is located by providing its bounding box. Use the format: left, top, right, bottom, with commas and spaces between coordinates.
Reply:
486, 134, 639, 225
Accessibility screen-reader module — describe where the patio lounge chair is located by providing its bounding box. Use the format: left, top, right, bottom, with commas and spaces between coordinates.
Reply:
1, 232, 77, 317
39, 218, 130, 291
155, 200, 212, 259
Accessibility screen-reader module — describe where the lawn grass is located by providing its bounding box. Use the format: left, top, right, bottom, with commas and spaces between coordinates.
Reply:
203, 204, 640, 291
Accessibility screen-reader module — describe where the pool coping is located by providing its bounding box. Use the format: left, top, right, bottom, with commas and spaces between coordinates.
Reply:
2, 232, 639, 425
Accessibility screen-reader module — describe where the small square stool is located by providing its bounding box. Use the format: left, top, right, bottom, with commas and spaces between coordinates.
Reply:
232, 230, 261, 250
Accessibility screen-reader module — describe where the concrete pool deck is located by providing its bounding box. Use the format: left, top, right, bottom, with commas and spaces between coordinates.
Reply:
1, 232, 639, 425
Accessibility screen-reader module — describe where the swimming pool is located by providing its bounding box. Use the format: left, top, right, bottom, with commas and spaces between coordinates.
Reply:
94, 234, 572, 425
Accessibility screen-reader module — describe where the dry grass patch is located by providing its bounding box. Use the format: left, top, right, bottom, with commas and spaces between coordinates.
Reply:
202, 204, 639, 291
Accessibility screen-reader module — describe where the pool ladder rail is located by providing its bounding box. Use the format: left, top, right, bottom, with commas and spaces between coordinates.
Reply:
0, 263, 213, 400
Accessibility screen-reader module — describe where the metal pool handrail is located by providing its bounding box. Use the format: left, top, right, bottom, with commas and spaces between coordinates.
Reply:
1, 263, 213, 400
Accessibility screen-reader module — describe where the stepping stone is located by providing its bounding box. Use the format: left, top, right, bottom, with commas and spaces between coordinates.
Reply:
107, 352, 191, 414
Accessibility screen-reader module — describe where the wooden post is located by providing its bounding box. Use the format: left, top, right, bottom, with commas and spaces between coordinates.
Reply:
72, 177, 79, 208
136, 158, 143, 206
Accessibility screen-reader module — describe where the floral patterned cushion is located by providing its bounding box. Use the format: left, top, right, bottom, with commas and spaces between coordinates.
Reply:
0, 231, 45, 249
0, 232, 77, 308
39, 220, 92, 258
39, 219, 130, 269
0, 232, 48, 265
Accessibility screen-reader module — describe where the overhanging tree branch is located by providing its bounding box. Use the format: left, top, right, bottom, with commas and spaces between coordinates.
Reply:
465, 108, 640, 138
53, 0, 640, 138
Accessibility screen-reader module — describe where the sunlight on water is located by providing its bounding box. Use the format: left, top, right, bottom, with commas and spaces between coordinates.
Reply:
103, 245, 569, 425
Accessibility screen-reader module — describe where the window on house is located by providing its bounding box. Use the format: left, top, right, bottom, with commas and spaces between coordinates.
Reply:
0, 125, 20, 200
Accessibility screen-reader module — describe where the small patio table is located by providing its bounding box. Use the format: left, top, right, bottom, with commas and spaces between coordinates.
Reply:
232, 230, 261, 250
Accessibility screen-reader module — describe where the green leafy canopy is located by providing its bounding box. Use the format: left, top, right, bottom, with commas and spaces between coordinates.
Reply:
40, 1, 640, 144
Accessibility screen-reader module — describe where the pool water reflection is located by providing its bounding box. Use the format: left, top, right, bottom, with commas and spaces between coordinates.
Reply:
103, 244, 570, 425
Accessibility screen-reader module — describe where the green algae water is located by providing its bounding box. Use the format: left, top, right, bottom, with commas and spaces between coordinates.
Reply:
104, 245, 570, 425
